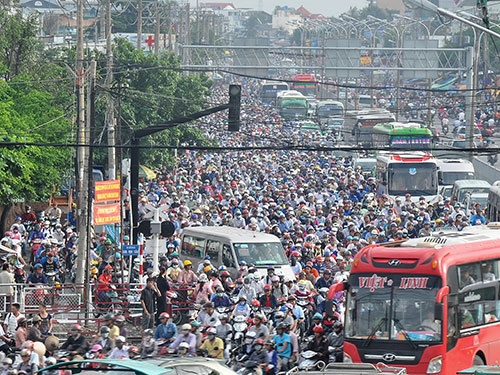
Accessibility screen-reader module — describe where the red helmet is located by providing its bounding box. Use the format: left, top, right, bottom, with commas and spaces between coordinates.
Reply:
251, 300, 261, 307
220, 271, 230, 277
254, 338, 265, 345
264, 284, 272, 291
313, 325, 324, 333
291, 251, 301, 257
160, 312, 170, 319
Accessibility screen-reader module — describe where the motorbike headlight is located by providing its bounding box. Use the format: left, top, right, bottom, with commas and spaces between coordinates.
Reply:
426, 355, 442, 374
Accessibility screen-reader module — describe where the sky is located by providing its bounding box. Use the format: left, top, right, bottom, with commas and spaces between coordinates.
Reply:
191, 0, 369, 17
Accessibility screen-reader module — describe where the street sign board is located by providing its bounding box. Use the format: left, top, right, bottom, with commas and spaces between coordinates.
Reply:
122, 244, 140, 256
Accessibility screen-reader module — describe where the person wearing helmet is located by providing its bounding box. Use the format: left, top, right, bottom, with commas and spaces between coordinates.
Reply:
154, 312, 177, 343
26, 263, 47, 285
210, 285, 232, 308
231, 295, 250, 319
196, 256, 212, 274
327, 321, 344, 363
140, 328, 158, 358
273, 322, 291, 372
127, 345, 140, 359
21, 206, 37, 224
166, 258, 181, 283
169, 323, 196, 356
197, 302, 220, 327
60, 324, 89, 358
27, 315, 44, 343
259, 284, 279, 309
248, 314, 269, 341
308, 312, 324, 336
248, 337, 268, 370
90, 326, 113, 354
307, 325, 329, 363
200, 327, 224, 359
178, 260, 198, 284
108, 336, 129, 359
193, 273, 214, 304
238, 275, 257, 303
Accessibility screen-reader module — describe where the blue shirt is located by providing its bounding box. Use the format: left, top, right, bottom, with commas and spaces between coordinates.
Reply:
154, 322, 177, 340
273, 333, 291, 358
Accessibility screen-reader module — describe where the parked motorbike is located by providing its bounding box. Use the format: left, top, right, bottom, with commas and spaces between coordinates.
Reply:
297, 350, 326, 371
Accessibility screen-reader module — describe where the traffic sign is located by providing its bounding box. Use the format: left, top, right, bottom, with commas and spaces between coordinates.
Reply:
122, 244, 140, 256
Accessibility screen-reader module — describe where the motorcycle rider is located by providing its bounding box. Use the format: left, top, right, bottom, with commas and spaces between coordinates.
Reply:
91, 326, 113, 355
200, 327, 224, 359
26, 264, 47, 285
154, 312, 177, 344
327, 321, 344, 363
258, 284, 279, 309
60, 324, 89, 358
248, 314, 269, 341
238, 276, 257, 302
169, 323, 197, 356
197, 302, 220, 327
210, 285, 232, 308
306, 325, 329, 364
140, 329, 157, 358
247, 338, 269, 375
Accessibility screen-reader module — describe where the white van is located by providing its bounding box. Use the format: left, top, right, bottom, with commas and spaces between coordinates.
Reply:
451, 179, 491, 205
357, 94, 377, 109
180, 226, 294, 280
436, 159, 475, 199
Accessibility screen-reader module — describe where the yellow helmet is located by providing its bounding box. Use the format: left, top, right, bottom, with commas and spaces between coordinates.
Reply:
183, 260, 192, 267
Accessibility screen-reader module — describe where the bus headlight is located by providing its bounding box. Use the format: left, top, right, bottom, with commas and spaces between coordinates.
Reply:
426, 355, 442, 374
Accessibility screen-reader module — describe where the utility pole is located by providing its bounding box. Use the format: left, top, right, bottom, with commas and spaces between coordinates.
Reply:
75, 0, 88, 286
137, 0, 143, 50
154, 0, 160, 54
105, 0, 115, 180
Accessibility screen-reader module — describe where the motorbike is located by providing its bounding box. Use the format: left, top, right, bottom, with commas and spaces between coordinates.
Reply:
94, 285, 122, 317
297, 350, 326, 371
236, 359, 259, 375
232, 315, 248, 346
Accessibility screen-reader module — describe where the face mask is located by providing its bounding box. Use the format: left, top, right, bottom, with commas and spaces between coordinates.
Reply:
102, 333, 109, 338
218, 293, 223, 297
254, 344, 263, 351
208, 334, 215, 340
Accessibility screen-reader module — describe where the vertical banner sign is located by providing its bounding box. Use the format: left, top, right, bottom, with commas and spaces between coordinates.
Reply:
94, 180, 121, 203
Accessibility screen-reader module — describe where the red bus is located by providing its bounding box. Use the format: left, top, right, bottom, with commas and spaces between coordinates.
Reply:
332, 225, 500, 374
290, 74, 318, 98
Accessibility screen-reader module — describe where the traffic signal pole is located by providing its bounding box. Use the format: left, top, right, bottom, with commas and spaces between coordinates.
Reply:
130, 85, 241, 243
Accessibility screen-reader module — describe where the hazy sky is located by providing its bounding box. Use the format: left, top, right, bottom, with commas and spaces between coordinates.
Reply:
193, 0, 369, 17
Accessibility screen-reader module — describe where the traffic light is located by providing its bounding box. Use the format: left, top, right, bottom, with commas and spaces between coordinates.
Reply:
228, 84, 241, 131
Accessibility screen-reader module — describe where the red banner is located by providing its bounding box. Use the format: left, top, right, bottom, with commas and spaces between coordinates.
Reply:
94, 180, 121, 203
93, 203, 121, 225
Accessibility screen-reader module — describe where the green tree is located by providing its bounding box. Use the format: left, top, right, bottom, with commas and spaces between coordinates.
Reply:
92, 38, 213, 168
0, 78, 73, 205
0, 8, 42, 80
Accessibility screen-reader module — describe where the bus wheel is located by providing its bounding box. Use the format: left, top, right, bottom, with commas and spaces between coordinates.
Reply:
473, 355, 485, 366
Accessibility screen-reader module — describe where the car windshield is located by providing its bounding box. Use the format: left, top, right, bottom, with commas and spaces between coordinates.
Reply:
345, 274, 443, 344
234, 242, 288, 266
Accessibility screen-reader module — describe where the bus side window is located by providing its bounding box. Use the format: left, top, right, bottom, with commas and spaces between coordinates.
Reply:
222, 245, 235, 268
459, 306, 475, 329
482, 262, 497, 282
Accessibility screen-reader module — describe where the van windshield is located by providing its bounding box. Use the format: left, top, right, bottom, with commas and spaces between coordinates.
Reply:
234, 242, 288, 266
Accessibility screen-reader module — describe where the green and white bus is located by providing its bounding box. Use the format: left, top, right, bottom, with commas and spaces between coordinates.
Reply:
277, 90, 309, 120
372, 121, 433, 150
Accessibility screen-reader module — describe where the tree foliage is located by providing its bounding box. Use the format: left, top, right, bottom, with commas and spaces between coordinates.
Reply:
0, 79, 73, 205
91, 38, 213, 168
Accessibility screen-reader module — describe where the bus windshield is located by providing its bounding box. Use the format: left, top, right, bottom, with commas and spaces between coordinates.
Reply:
345, 274, 442, 343
388, 163, 438, 196
233, 242, 289, 266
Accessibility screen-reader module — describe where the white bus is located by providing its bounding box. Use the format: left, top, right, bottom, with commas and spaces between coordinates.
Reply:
376, 152, 439, 201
